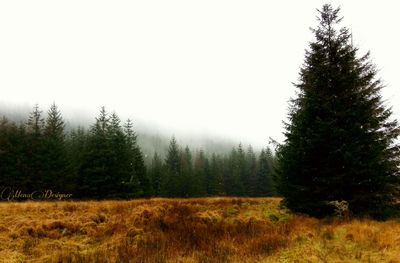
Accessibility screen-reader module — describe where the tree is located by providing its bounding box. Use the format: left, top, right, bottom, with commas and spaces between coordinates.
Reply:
207, 153, 223, 196
43, 103, 68, 190
224, 146, 245, 196
180, 146, 193, 197
257, 148, 275, 196
27, 104, 45, 137
0, 117, 23, 189
124, 119, 150, 197
79, 108, 143, 198
149, 152, 163, 196
25, 104, 46, 189
236, 144, 247, 196
79, 107, 112, 198
108, 113, 138, 198
193, 150, 208, 196
162, 137, 181, 197
245, 145, 258, 196
277, 4, 400, 217
67, 126, 87, 194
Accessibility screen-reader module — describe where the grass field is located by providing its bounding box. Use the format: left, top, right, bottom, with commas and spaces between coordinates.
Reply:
0, 198, 400, 262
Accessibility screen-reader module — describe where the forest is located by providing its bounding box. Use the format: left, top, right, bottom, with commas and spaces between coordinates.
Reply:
0, 104, 276, 199
3, 3, 400, 263
1, 4, 400, 219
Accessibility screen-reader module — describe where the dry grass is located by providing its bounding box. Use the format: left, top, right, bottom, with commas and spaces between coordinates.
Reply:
0, 198, 400, 262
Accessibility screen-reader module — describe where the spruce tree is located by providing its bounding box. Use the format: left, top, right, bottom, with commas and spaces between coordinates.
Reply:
225, 146, 245, 196
79, 107, 112, 198
43, 103, 68, 190
149, 152, 163, 196
67, 126, 87, 195
193, 150, 208, 196
212, 153, 226, 195
0, 117, 21, 188
277, 5, 400, 217
245, 145, 258, 196
132, 146, 151, 196
257, 148, 275, 196
108, 113, 133, 198
25, 104, 46, 189
180, 146, 193, 197
162, 137, 181, 197
27, 104, 45, 136
236, 144, 247, 196
124, 119, 149, 197
207, 153, 221, 196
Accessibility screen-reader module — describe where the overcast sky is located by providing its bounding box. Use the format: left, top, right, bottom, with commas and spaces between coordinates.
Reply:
1, 1, 399, 147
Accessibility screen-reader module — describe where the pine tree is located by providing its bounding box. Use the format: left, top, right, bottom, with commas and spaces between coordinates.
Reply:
67, 126, 87, 195
162, 137, 181, 197
123, 118, 148, 197
257, 148, 275, 196
277, 4, 400, 217
79, 107, 111, 198
225, 147, 245, 196
27, 104, 45, 136
0, 117, 22, 189
43, 103, 68, 190
107, 112, 133, 198
245, 145, 258, 196
79, 109, 143, 198
149, 152, 163, 196
207, 153, 222, 196
193, 150, 208, 196
25, 104, 46, 189
180, 146, 193, 197
236, 144, 247, 196
132, 146, 151, 196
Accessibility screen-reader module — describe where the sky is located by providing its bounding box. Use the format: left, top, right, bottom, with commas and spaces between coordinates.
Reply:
1, 1, 399, 147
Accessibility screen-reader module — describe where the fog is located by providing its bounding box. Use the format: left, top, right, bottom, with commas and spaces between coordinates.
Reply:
1, 1, 399, 147
0, 102, 244, 162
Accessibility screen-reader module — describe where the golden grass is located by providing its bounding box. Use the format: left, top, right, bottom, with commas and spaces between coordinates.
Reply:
0, 198, 399, 262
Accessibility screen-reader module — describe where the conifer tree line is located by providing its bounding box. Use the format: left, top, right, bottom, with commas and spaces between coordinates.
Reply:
0, 104, 276, 199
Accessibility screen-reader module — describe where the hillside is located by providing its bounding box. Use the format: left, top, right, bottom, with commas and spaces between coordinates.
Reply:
0, 198, 399, 262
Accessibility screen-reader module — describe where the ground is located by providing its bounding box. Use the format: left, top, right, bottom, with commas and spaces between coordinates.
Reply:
0, 198, 399, 262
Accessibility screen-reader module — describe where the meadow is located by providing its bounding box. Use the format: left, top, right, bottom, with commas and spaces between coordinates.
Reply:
0, 198, 400, 262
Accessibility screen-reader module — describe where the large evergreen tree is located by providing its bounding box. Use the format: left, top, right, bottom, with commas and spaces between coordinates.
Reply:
277, 5, 400, 217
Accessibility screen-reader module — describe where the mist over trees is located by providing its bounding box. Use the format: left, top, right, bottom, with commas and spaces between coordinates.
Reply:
277, 4, 400, 218
0, 103, 243, 163
0, 104, 276, 199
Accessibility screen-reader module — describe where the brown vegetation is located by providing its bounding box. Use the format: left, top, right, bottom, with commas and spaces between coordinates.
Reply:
0, 198, 400, 262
